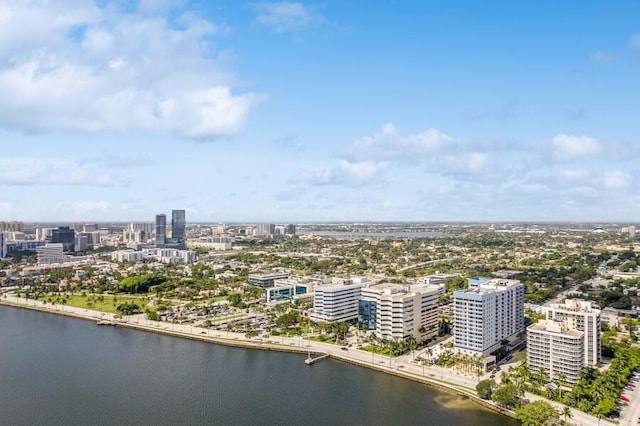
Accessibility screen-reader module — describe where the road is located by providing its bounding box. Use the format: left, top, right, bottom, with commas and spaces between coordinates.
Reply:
620, 376, 640, 425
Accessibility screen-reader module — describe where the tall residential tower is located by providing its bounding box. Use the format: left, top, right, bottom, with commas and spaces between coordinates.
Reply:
155, 214, 166, 248
453, 279, 525, 355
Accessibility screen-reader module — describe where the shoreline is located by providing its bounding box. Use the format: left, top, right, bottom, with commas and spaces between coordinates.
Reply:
0, 297, 516, 419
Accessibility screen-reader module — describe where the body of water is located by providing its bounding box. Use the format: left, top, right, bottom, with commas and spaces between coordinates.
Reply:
0, 306, 516, 426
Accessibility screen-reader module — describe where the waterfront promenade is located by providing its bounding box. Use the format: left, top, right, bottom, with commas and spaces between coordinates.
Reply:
0, 295, 614, 426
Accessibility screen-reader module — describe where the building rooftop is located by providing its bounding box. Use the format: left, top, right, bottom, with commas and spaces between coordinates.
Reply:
529, 319, 584, 338
549, 299, 601, 313
455, 278, 522, 295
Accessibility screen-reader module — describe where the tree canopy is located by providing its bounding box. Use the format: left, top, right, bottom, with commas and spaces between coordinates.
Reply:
118, 273, 168, 293
515, 400, 560, 426
476, 379, 496, 400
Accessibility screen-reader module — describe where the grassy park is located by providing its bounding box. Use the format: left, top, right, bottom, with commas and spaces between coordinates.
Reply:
36, 293, 149, 314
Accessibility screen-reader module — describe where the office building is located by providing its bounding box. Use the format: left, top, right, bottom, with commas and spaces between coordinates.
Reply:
130, 222, 154, 236
155, 214, 166, 248
545, 299, 601, 366
248, 272, 289, 288
36, 243, 66, 264
75, 235, 89, 252
189, 236, 233, 251
527, 319, 584, 384
256, 223, 276, 236
453, 279, 525, 355
0, 221, 24, 232
6, 240, 46, 253
171, 210, 186, 241
50, 226, 75, 253
0, 232, 7, 259
36, 227, 55, 241
285, 224, 296, 235
310, 282, 363, 323
74, 223, 98, 233
359, 283, 443, 341
265, 278, 315, 303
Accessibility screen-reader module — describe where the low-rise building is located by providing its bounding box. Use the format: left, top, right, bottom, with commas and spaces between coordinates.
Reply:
248, 272, 289, 288
265, 278, 314, 303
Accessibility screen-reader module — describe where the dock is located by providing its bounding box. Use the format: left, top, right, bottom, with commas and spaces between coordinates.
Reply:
305, 353, 329, 365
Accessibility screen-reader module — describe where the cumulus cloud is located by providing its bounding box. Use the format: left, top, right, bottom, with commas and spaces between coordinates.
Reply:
601, 170, 631, 189
0, 0, 261, 139
72, 200, 109, 215
252, 2, 322, 33
550, 134, 602, 161
0, 157, 128, 186
295, 160, 387, 186
345, 123, 453, 162
432, 152, 493, 175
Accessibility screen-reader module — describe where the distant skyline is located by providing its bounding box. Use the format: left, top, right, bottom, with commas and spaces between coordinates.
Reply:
1, 0, 639, 222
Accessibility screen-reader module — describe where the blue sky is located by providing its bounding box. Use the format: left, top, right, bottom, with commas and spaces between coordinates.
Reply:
0, 0, 639, 222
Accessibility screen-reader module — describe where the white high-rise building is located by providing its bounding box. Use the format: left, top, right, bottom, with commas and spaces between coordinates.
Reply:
453, 279, 525, 355
310, 282, 363, 323
545, 299, 601, 366
527, 318, 585, 384
359, 283, 443, 341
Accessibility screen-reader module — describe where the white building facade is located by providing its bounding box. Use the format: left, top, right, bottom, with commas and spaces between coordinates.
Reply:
453, 279, 525, 355
527, 319, 585, 384
359, 283, 443, 341
545, 299, 601, 366
310, 282, 363, 323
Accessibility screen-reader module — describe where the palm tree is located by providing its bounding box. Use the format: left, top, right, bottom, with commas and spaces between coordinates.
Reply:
557, 372, 567, 400
561, 406, 572, 423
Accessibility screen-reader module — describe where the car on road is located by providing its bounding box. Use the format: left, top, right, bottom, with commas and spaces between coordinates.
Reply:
620, 395, 630, 402
489, 374, 496, 379
341, 347, 348, 351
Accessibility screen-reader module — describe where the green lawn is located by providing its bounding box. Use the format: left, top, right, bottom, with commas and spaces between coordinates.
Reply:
209, 313, 246, 323
42, 293, 149, 314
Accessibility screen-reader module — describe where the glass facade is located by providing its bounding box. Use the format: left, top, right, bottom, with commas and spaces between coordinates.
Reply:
155, 214, 166, 247
358, 300, 377, 331
171, 210, 186, 240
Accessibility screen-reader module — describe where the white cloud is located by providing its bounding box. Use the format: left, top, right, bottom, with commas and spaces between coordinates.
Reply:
0, 201, 13, 212
601, 170, 631, 189
0, 0, 261, 139
550, 134, 602, 161
630, 33, 640, 48
296, 160, 387, 186
346, 123, 453, 162
252, 2, 321, 33
434, 152, 492, 175
0, 157, 128, 186
72, 200, 109, 215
